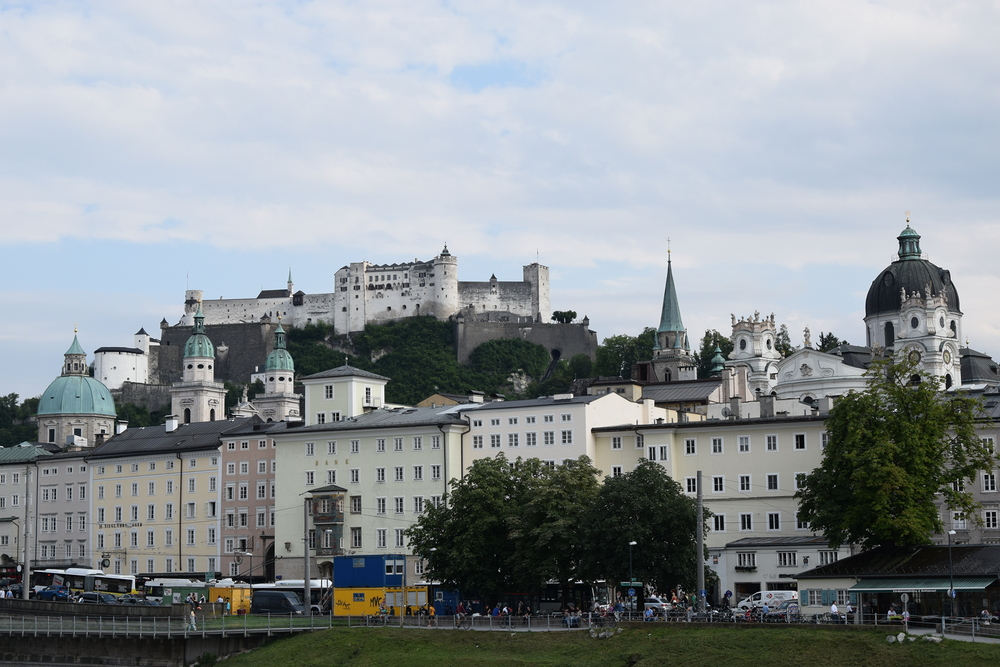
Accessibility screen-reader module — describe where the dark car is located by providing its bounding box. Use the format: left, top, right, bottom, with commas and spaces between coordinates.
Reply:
764, 600, 800, 622
38, 585, 71, 601
5, 584, 32, 599
249, 590, 306, 615
78, 592, 118, 604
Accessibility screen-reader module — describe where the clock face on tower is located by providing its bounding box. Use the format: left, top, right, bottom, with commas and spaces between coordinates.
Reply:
943, 350, 952, 365
908, 349, 921, 365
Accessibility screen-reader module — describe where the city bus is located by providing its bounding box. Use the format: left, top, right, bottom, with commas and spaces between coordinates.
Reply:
33, 568, 137, 597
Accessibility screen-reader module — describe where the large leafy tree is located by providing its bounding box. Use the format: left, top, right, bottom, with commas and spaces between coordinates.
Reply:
796, 357, 994, 550
510, 456, 601, 603
407, 454, 600, 603
593, 328, 656, 378
580, 460, 707, 592
818, 331, 848, 352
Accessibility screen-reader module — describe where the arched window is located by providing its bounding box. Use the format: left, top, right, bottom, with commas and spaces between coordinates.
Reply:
884, 322, 895, 346
184, 408, 191, 424
210, 408, 216, 422
945, 374, 953, 389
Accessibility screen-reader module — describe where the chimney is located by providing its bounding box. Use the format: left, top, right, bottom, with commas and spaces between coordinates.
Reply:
165, 415, 179, 433
115, 421, 129, 435
760, 395, 775, 418
729, 396, 741, 420
468, 391, 485, 404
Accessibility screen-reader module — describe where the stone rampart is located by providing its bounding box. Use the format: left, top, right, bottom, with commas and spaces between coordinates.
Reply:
456, 318, 598, 364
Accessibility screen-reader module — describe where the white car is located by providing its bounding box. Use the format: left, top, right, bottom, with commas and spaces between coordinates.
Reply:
644, 596, 672, 613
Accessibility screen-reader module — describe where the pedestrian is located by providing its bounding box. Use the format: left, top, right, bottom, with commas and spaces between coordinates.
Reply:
902, 608, 910, 627
187, 609, 197, 631
225, 598, 231, 615
830, 602, 839, 623
428, 603, 436, 627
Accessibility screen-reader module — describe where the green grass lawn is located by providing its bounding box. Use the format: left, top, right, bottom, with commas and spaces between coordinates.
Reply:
212, 625, 999, 667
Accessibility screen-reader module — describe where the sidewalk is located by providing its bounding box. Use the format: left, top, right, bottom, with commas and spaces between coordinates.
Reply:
905, 624, 1000, 644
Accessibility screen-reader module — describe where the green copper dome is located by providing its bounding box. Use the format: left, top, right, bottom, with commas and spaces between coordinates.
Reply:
184, 305, 215, 359
265, 324, 295, 372
65, 334, 85, 356
37, 375, 116, 417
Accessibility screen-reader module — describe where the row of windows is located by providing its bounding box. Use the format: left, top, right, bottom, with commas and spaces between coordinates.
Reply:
731, 550, 836, 568
681, 433, 822, 455
346, 526, 412, 550
471, 414, 571, 428
95, 501, 221, 523
471, 431, 574, 448
684, 473, 806, 495
96, 526, 217, 549
39, 485, 87, 502
611, 435, 645, 450
37, 541, 87, 560
70, 557, 218, 576
38, 514, 88, 533
224, 509, 275, 529
365, 495, 443, 515
226, 460, 276, 475
226, 440, 271, 450
714, 512, 806, 533
97, 477, 216, 499
307, 465, 441, 486
306, 436, 442, 456
39, 466, 87, 476
224, 482, 274, 501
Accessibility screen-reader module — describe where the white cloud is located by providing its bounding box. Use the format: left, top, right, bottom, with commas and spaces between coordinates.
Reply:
1, 1, 999, 395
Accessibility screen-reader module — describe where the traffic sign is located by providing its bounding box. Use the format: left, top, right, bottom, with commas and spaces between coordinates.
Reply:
699, 590, 707, 597
900, 593, 909, 603
627, 588, 636, 597
724, 590, 732, 598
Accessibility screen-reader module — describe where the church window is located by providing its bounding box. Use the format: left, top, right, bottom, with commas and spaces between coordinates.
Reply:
910, 317, 919, 329
198, 364, 204, 369
939, 316, 945, 328
739, 339, 746, 350
884, 322, 895, 344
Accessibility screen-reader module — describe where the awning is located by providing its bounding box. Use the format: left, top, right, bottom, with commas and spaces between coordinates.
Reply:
849, 576, 997, 593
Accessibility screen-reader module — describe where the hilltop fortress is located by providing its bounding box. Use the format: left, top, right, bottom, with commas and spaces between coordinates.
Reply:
181, 245, 550, 332
95, 247, 595, 397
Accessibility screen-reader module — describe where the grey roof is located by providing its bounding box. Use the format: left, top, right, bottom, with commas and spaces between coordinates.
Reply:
87, 418, 254, 460
961, 347, 1000, 385
301, 365, 390, 382
797, 544, 1000, 580
286, 406, 467, 434
454, 394, 605, 413
831, 344, 872, 370
308, 484, 347, 494
641, 378, 723, 404
220, 417, 292, 437
725, 536, 832, 549
256, 289, 290, 299
94, 346, 144, 354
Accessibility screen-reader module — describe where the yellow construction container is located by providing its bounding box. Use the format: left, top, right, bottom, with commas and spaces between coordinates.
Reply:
209, 585, 252, 615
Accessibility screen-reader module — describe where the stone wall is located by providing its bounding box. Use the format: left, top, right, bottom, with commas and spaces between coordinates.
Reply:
455, 317, 598, 365
154, 321, 280, 385
115, 381, 173, 413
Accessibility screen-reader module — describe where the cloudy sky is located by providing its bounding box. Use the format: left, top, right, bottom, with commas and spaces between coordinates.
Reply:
3, 1, 1000, 399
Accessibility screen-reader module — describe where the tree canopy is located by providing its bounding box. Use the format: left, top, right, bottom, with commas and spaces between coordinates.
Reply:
818, 331, 848, 352
0, 393, 39, 447
580, 460, 708, 591
550, 310, 578, 324
593, 328, 656, 378
796, 357, 995, 550
406, 454, 600, 602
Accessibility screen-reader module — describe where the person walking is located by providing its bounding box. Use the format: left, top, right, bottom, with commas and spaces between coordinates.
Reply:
187, 609, 197, 631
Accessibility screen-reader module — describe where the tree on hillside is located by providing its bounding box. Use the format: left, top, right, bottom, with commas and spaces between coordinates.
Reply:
593, 328, 656, 378
551, 310, 578, 324
580, 460, 708, 592
693, 330, 734, 379
796, 357, 995, 550
818, 331, 848, 352
0, 393, 41, 447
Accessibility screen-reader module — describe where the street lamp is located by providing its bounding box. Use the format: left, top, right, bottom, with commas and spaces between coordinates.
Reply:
235, 551, 253, 586
628, 541, 637, 583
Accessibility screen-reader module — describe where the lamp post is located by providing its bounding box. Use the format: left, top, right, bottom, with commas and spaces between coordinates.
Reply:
235, 551, 253, 586
628, 541, 637, 583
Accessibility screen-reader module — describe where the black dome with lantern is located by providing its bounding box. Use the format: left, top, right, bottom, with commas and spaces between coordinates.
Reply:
865, 225, 961, 318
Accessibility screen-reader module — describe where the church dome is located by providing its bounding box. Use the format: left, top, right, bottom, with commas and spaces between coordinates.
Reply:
265, 324, 294, 372
865, 225, 961, 318
37, 375, 116, 417
184, 304, 215, 359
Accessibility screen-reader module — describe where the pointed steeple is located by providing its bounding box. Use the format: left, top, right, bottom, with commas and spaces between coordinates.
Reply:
63, 328, 88, 376
654, 250, 686, 351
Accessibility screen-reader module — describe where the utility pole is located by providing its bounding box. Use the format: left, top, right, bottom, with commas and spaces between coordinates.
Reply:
303, 498, 311, 615
696, 470, 705, 612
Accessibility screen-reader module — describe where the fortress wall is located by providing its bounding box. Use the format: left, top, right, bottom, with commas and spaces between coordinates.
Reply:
456, 319, 598, 365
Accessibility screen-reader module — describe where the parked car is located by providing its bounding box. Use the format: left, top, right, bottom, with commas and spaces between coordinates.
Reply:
117, 595, 158, 605
37, 585, 71, 601
5, 584, 32, 599
78, 592, 118, 604
644, 597, 672, 614
763, 600, 800, 622
249, 590, 306, 615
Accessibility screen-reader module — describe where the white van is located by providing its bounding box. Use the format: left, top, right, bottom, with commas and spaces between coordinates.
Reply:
736, 590, 797, 611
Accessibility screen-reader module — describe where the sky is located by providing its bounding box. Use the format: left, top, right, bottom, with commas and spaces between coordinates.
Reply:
2, 1, 1000, 399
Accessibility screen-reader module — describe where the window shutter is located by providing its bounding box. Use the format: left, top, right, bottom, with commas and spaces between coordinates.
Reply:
821, 589, 830, 605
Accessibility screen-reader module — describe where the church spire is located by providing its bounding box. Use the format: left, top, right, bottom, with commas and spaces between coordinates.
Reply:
653, 247, 687, 351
